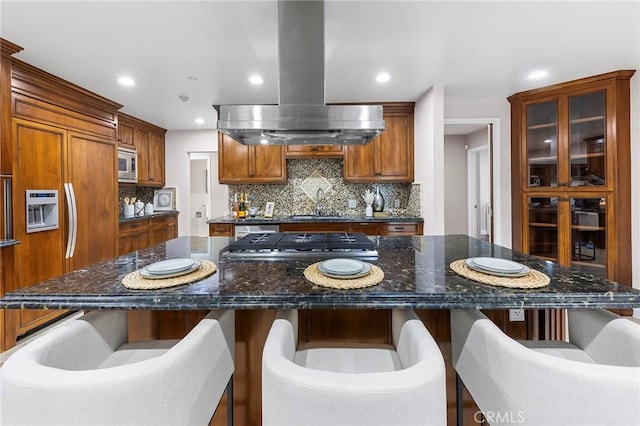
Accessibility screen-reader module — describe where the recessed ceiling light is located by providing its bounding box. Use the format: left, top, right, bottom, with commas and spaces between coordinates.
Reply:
528, 70, 548, 80
544, 139, 552, 144
376, 73, 390, 83
117, 76, 135, 87
195, 118, 205, 125
249, 75, 264, 85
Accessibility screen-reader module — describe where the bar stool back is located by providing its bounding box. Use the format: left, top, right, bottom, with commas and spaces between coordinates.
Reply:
262, 309, 446, 426
0, 310, 235, 426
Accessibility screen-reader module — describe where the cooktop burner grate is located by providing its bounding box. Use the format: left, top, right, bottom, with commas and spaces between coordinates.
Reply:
223, 232, 378, 259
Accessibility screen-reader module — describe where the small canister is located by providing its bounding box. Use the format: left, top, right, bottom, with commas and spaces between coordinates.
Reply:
145, 202, 154, 215
134, 200, 145, 217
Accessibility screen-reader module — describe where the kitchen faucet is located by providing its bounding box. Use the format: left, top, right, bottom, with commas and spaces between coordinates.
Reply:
315, 188, 325, 216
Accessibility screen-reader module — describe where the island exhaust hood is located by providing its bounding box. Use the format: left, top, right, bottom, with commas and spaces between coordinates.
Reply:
216, 0, 385, 146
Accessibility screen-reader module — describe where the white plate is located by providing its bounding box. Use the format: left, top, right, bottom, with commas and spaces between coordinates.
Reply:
469, 257, 526, 273
319, 258, 364, 276
465, 258, 530, 277
145, 258, 196, 275
319, 262, 372, 280
139, 260, 201, 280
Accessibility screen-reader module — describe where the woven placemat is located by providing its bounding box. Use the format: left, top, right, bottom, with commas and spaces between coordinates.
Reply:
303, 262, 384, 289
122, 260, 217, 290
450, 259, 550, 289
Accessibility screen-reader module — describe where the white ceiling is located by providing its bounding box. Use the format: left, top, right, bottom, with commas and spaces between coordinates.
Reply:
1, 1, 638, 131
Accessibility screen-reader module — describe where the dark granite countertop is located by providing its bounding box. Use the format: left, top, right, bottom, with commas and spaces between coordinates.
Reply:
207, 215, 423, 225
119, 210, 178, 223
2, 235, 639, 311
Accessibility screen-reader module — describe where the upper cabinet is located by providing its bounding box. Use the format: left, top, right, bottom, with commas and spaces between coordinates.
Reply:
218, 132, 286, 184
117, 119, 135, 150
343, 102, 414, 183
285, 144, 343, 158
509, 70, 635, 285
117, 113, 166, 187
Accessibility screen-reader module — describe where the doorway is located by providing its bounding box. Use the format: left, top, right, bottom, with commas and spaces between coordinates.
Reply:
188, 152, 226, 237
443, 119, 495, 242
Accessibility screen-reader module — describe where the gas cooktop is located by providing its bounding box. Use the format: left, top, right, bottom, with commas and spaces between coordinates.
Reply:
222, 232, 378, 259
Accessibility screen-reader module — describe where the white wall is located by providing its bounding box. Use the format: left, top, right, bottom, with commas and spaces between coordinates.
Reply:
444, 135, 467, 234
444, 98, 511, 247
415, 86, 445, 235
164, 129, 226, 237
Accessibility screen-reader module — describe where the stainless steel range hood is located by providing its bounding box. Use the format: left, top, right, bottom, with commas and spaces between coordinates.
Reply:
217, 0, 385, 145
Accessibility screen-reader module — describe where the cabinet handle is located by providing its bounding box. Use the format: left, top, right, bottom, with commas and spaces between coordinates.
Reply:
64, 183, 78, 259
394, 227, 404, 230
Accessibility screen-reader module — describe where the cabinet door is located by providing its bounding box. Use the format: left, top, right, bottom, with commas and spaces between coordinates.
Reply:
376, 112, 413, 181
525, 195, 609, 278
66, 132, 117, 271
135, 128, 150, 183
147, 131, 165, 186
219, 133, 252, 182
567, 90, 607, 188
12, 119, 67, 331
343, 142, 377, 181
525, 98, 560, 188
344, 103, 414, 183
117, 121, 135, 149
218, 133, 286, 183
252, 144, 286, 183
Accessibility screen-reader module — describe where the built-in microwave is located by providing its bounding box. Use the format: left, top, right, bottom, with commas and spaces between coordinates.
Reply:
118, 148, 138, 183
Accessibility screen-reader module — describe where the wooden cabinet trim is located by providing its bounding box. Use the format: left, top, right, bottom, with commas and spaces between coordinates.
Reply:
11, 59, 121, 125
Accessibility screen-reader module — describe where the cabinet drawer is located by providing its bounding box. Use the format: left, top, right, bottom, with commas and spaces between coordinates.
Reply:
209, 223, 233, 236
149, 215, 175, 228
381, 222, 422, 235
119, 219, 149, 234
347, 222, 382, 236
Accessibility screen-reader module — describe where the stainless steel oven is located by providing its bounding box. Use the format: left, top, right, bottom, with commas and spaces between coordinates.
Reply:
117, 148, 138, 183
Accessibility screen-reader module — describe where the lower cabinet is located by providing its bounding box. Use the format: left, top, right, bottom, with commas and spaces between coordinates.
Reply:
118, 214, 177, 256
118, 214, 195, 343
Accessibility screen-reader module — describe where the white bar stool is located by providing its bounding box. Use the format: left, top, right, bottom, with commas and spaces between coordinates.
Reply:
0, 309, 235, 426
262, 309, 446, 426
451, 308, 640, 426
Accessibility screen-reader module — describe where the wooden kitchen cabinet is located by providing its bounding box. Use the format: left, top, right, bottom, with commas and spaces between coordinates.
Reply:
285, 144, 343, 158
344, 102, 414, 183
118, 113, 166, 186
118, 214, 178, 256
148, 214, 177, 246
381, 221, 423, 235
509, 70, 634, 286
118, 220, 150, 255
117, 119, 135, 150
209, 223, 233, 237
218, 133, 286, 184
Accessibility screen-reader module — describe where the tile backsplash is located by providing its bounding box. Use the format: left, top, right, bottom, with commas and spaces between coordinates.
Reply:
227, 158, 421, 217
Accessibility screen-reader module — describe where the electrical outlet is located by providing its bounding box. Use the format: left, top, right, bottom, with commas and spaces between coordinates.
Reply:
509, 309, 525, 322
394, 199, 400, 208
348, 199, 357, 208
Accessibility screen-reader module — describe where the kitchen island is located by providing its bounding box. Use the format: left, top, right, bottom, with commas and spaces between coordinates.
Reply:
3, 234, 639, 426
2, 234, 639, 310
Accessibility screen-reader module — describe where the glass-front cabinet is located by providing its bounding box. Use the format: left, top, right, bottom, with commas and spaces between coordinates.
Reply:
510, 70, 634, 287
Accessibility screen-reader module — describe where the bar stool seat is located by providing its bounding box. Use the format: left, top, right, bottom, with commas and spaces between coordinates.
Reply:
262, 309, 446, 426
1, 309, 235, 426
451, 308, 640, 426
